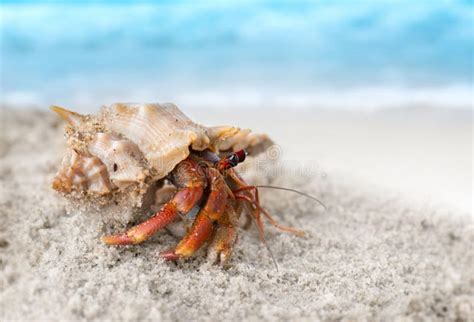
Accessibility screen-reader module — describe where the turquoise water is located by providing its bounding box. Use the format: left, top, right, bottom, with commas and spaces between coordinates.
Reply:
1, 1, 473, 109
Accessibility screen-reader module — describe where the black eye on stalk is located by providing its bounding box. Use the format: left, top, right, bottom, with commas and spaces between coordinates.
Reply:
216, 149, 248, 171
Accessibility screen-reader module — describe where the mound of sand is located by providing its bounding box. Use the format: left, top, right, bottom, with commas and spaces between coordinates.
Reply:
1, 109, 472, 321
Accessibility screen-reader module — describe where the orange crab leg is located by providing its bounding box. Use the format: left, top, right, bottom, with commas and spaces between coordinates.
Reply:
235, 193, 305, 237
223, 170, 267, 242
160, 167, 228, 260
207, 205, 239, 265
102, 159, 206, 245
160, 213, 214, 260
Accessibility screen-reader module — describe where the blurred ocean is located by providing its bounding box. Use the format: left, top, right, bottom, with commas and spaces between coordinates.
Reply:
1, 1, 473, 111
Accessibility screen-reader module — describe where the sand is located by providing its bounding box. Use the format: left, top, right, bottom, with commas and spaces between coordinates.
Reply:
0, 108, 473, 321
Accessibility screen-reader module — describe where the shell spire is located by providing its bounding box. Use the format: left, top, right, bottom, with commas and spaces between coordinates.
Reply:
50, 105, 85, 127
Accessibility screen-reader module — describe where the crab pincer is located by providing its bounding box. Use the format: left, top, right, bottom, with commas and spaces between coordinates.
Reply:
102, 159, 206, 245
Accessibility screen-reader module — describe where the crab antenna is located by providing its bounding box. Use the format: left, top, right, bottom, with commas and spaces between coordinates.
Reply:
248, 201, 279, 271
236, 194, 279, 271
262, 232, 279, 272
255, 185, 327, 210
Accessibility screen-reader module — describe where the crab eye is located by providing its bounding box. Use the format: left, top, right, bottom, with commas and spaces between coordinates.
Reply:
228, 154, 239, 167
215, 149, 248, 171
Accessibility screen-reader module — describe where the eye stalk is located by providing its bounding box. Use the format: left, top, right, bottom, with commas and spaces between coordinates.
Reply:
216, 149, 248, 171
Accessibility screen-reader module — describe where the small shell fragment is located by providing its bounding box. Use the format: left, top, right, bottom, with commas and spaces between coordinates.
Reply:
87, 132, 146, 189
52, 149, 114, 195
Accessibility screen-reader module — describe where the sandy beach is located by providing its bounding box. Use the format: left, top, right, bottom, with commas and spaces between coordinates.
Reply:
0, 107, 472, 321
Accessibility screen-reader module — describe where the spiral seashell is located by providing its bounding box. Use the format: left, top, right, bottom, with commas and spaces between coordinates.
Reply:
51, 103, 272, 206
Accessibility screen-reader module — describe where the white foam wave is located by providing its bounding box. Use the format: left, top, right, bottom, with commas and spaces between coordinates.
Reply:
3, 85, 472, 112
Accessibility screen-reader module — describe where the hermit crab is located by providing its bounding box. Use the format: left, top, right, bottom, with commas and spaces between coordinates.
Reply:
52, 103, 322, 266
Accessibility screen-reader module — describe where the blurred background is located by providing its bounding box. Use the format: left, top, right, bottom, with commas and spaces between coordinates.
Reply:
1, 0, 472, 110
1, 0, 472, 213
